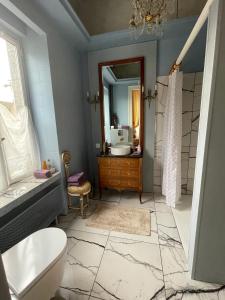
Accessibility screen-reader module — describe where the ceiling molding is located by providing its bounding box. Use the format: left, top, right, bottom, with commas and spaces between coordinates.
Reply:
68, 0, 207, 36
59, 0, 90, 41
87, 16, 199, 52
0, 3, 27, 37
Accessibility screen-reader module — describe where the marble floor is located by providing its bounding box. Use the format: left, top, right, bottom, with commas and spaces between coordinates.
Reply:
172, 195, 193, 258
56, 191, 225, 300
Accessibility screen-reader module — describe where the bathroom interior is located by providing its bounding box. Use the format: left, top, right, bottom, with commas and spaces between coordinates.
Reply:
0, 0, 225, 299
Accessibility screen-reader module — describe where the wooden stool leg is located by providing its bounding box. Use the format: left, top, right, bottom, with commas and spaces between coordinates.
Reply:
80, 195, 84, 218
87, 193, 90, 206
68, 194, 72, 208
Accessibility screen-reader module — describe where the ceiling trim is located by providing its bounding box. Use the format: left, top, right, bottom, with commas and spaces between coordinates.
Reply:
59, 0, 90, 41
0, 3, 27, 37
0, 0, 44, 35
87, 16, 199, 52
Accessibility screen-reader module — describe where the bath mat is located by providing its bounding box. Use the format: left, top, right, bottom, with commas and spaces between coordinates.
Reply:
86, 204, 151, 235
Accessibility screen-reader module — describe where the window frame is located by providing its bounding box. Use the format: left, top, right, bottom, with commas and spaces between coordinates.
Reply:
0, 28, 30, 109
0, 28, 35, 187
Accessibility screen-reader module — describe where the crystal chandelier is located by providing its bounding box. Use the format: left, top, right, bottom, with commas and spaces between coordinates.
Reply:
129, 0, 175, 39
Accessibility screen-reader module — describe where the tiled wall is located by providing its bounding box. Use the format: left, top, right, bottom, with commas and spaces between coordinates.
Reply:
153, 72, 203, 195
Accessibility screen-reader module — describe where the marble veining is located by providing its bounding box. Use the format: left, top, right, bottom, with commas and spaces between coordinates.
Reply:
0, 172, 60, 217
91, 236, 165, 300
57, 192, 225, 300
154, 73, 203, 195
155, 202, 182, 248
58, 229, 108, 299
161, 245, 225, 299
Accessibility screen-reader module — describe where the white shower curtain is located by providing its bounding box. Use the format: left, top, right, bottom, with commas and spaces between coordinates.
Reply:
162, 70, 183, 207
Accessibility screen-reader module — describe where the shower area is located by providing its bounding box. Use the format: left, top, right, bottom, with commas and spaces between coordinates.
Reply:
153, 72, 203, 256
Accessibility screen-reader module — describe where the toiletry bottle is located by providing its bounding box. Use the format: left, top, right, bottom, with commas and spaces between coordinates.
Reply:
42, 160, 48, 170
102, 142, 106, 155
105, 142, 109, 154
47, 159, 52, 170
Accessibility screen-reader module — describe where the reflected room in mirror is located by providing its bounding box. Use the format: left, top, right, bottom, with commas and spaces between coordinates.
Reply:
99, 57, 144, 150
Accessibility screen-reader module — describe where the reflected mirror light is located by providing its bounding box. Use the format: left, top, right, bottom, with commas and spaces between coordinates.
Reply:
102, 62, 141, 147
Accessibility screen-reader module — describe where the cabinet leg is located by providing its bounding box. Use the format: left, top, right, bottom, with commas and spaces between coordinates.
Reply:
139, 192, 142, 204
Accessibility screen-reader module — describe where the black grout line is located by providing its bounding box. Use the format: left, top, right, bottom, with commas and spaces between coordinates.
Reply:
186, 73, 196, 193
153, 194, 166, 298
157, 80, 195, 93
88, 222, 110, 299
155, 74, 202, 195
62, 193, 215, 300
89, 195, 164, 299
89, 193, 159, 299
67, 227, 109, 237
153, 194, 190, 298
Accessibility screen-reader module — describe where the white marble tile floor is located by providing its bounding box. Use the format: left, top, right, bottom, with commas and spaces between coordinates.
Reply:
171, 195, 193, 258
56, 192, 225, 300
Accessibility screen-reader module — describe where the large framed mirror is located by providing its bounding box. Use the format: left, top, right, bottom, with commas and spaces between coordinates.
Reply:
98, 57, 144, 149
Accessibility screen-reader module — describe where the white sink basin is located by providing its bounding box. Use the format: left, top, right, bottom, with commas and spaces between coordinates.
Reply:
111, 145, 131, 156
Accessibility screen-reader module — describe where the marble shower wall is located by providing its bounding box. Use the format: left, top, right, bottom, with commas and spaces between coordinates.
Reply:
153, 72, 203, 195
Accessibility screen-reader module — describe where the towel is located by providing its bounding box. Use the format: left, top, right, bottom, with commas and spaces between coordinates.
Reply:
68, 172, 86, 186
34, 169, 52, 178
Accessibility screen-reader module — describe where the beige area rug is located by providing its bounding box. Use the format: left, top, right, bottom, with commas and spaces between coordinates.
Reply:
86, 204, 151, 235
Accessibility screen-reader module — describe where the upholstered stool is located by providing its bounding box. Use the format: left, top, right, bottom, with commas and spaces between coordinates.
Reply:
62, 151, 91, 218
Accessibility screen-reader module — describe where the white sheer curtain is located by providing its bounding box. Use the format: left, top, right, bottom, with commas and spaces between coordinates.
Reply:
0, 104, 40, 187
162, 70, 183, 207
0, 142, 7, 192
0, 33, 40, 192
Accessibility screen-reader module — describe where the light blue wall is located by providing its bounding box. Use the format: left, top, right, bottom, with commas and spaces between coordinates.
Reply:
7, 0, 89, 176
88, 41, 156, 192
157, 23, 207, 75
86, 17, 206, 192
88, 16, 207, 76
80, 52, 93, 180
112, 82, 139, 126
113, 84, 129, 126
47, 35, 88, 175
3, 0, 90, 211
102, 68, 110, 88
0, 3, 26, 36
1, 1, 207, 196
23, 28, 60, 170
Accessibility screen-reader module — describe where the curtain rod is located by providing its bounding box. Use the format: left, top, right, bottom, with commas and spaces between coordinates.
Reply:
170, 0, 215, 73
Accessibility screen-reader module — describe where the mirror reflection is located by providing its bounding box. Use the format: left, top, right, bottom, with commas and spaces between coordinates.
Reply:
102, 62, 141, 146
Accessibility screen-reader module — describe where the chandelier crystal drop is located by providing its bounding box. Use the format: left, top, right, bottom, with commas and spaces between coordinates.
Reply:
129, 0, 176, 39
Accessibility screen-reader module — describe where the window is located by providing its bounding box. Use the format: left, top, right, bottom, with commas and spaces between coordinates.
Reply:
0, 33, 39, 192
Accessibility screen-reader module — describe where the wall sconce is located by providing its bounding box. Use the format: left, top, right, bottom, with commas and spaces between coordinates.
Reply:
144, 85, 158, 108
86, 92, 100, 112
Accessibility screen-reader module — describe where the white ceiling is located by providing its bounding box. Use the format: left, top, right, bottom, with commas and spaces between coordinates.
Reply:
69, 0, 207, 36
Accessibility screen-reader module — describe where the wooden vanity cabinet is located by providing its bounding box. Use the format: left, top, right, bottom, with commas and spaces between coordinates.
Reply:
98, 156, 143, 202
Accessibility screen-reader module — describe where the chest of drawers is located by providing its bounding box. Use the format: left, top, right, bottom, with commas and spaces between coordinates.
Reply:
97, 156, 143, 202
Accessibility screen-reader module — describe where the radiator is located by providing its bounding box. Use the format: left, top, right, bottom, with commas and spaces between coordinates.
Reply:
0, 185, 63, 253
